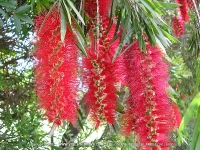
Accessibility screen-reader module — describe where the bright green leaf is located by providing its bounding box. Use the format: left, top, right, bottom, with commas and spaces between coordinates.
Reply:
190, 109, 200, 150
153, 2, 181, 9
178, 92, 200, 144
161, 29, 180, 43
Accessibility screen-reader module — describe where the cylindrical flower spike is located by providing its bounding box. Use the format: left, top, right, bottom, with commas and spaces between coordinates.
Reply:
175, 0, 190, 22
34, 7, 79, 125
172, 16, 185, 38
121, 41, 176, 149
83, 18, 123, 128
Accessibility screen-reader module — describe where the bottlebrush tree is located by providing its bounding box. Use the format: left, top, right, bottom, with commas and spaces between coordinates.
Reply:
32, 0, 199, 149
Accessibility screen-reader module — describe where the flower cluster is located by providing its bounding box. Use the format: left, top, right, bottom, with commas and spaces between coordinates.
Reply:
172, 16, 185, 38
121, 41, 176, 149
176, 0, 189, 22
34, 7, 79, 125
172, 0, 191, 37
83, 18, 123, 128
33, 2, 182, 149
82, 0, 124, 127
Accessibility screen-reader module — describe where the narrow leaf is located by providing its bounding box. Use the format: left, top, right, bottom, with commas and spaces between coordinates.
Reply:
73, 29, 87, 56
71, 15, 86, 43
0, 1, 16, 8
161, 29, 180, 43
60, 8, 67, 42
17, 15, 34, 25
13, 15, 21, 33
15, 5, 31, 14
146, 26, 156, 45
178, 92, 200, 137
153, 2, 181, 9
112, 15, 130, 62
0, 8, 6, 16
66, 0, 85, 25
62, 0, 72, 24
190, 108, 200, 150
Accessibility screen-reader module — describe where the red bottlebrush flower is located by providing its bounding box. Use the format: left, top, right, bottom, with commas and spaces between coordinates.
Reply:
121, 41, 176, 149
172, 16, 185, 38
175, 0, 190, 22
83, 18, 123, 128
34, 7, 79, 125
85, 0, 112, 19
172, 102, 182, 127
181, 93, 186, 100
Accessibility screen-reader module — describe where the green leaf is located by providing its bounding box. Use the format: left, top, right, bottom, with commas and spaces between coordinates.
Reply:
62, 0, 72, 25
51, 146, 64, 150
139, 0, 157, 16
60, 8, 67, 42
143, 0, 164, 14
15, 5, 31, 14
139, 33, 146, 51
178, 92, 200, 145
72, 15, 87, 43
146, 26, 156, 45
110, 0, 117, 19
153, 2, 181, 9
0, 0, 16, 8
13, 15, 21, 33
112, 15, 130, 62
190, 108, 200, 150
0, 19, 3, 26
66, 0, 85, 25
17, 15, 34, 25
161, 29, 180, 43
0, 8, 6, 16
73, 29, 87, 56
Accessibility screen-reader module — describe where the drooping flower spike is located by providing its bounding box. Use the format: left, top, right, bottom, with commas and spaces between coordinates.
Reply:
172, 16, 185, 38
83, 18, 123, 128
175, 0, 190, 22
121, 41, 177, 149
34, 6, 79, 125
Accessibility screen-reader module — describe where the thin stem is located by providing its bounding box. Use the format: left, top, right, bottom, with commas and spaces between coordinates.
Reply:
94, 0, 100, 53
192, 0, 200, 28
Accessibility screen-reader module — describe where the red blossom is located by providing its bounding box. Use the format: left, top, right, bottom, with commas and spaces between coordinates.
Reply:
83, 18, 123, 128
181, 93, 186, 100
85, 0, 112, 19
172, 102, 182, 127
172, 16, 185, 38
34, 7, 79, 125
121, 41, 176, 149
175, 0, 190, 22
